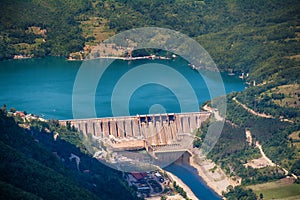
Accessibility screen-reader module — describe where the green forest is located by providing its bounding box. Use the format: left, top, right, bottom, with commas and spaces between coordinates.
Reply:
0, 108, 139, 200
1, 0, 299, 84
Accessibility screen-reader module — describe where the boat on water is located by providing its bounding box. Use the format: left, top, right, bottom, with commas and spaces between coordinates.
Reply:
188, 63, 197, 70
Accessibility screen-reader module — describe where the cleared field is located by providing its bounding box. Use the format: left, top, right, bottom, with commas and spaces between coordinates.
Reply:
247, 178, 300, 200
80, 17, 115, 45
289, 131, 300, 158
271, 84, 300, 108
289, 131, 300, 140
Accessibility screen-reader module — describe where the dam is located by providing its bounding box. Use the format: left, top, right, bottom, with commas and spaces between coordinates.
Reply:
60, 112, 210, 153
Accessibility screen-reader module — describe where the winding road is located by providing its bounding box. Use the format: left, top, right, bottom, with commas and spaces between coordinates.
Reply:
233, 97, 294, 123
204, 100, 298, 179
232, 97, 274, 118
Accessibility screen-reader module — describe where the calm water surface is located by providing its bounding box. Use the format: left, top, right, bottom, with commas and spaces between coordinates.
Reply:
0, 57, 245, 119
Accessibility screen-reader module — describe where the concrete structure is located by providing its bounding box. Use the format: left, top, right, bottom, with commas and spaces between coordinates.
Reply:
60, 112, 210, 157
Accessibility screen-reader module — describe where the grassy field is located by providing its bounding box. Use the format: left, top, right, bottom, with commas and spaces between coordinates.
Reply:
247, 178, 300, 200
289, 131, 300, 159
289, 131, 300, 141
271, 84, 300, 108
80, 16, 115, 45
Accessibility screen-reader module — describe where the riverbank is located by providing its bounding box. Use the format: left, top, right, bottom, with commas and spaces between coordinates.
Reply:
166, 171, 198, 200
189, 148, 241, 197
164, 157, 223, 200
154, 165, 198, 200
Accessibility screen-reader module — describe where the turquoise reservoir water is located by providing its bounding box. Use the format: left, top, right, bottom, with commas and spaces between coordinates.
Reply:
0, 57, 245, 200
0, 57, 245, 119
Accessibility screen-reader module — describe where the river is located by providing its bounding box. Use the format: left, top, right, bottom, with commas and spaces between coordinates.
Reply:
0, 56, 245, 199
164, 163, 222, 199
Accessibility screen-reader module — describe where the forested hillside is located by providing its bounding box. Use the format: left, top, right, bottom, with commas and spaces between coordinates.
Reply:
94, 0, 300, 82
1, 0, 299, 84
0, 0, 90, 58
0, 109, 139, 200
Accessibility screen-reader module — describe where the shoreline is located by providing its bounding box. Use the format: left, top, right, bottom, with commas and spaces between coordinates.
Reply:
189, 158, 223, 197
67, 55, 172, 61
165, 171, 198, 200
2, 56, 243, 78
188, 150, 241, 197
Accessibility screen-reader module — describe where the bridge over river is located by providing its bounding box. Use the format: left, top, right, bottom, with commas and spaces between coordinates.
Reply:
59, 112, 210, 170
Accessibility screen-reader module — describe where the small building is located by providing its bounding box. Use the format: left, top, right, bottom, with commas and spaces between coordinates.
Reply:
154, 172, 162, 178
15, 111, 25, 118
131, 172, 147, 181
137, 186, 150, 191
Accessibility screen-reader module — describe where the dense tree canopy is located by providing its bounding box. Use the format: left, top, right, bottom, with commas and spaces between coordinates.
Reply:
0, 110, 139, 200
0, 0, 299, 83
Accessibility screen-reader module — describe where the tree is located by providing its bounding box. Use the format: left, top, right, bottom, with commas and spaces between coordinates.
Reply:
259, 193, 264, 200
161, 196, 167, 200
10, 107, 16, 113
0, 104, 7, 114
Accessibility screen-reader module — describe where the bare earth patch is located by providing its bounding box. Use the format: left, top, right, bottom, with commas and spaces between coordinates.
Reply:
288, 131, 300, 140
190, 148, 241, 196
244, 157, 273, 169
286, 54, 300, 60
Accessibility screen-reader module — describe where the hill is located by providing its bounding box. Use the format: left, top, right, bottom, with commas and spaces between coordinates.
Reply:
92, 0, 300, 83
1, 0, 299, 84
0, 0, 89, 59
0, 109, 139, 200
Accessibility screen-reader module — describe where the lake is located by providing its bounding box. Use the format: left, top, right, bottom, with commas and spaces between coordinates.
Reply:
0, 56, 245, 119
0, 56, 245, 200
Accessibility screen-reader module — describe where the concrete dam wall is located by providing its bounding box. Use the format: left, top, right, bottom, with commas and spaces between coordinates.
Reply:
60, 112, 210, 149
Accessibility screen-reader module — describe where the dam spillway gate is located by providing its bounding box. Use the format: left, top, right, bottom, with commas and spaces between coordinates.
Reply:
59, 112, 210, 171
